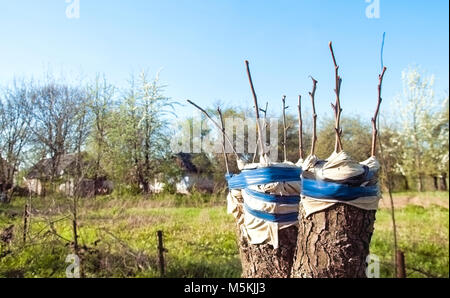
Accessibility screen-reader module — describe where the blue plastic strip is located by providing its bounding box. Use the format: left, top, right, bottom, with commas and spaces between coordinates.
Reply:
243, 188, 300, 205
244, 204, 299, 223
226, 167, 302, 190
301, 178, 379, 201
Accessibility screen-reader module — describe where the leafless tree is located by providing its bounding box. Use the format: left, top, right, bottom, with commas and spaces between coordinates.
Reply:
0, 80, 32, 203
28, 78, 87, 185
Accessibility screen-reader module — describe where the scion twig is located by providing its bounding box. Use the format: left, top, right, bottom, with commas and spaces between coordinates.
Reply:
253, 102, 268, 163
329, 42, 343, 152
245, 61, 265, 159
298, 95, 304, 160
217, 107, 230, 174
309, 77, 318, 156
187, 100, 239, 160
371, 67, 387, 157
282, 95, 289, 162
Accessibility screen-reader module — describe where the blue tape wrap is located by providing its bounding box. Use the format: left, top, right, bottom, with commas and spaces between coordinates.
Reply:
301, 177, 379, 201
226, 166, 302, 223
244, 204, 299, 223
226, 167, 302, 190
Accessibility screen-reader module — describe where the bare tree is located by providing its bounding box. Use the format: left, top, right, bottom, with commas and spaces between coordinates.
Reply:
0, 80, 32, 203
28, 78, 87, 186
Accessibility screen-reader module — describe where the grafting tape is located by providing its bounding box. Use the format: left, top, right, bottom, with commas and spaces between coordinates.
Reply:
226, 166, 302, 223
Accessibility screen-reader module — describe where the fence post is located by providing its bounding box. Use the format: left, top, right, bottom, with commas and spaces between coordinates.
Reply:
396, 250, 406, 278
157, 230, 166, 277
23, 204, 29, 244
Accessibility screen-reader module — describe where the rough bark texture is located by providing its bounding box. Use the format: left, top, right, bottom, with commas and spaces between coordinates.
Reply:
292, 204, 376, 278
236, 224, 298, 278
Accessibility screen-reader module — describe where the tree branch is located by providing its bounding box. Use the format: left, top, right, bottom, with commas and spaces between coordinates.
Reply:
253, 102, 268, 163
282, 95, 288, 162
298, 95, 304, 160
217, 107, 230, 174
309, 77, 318, 156
329, 42, 343, 152
245, 61, 265, 158
371, 67, 387, 157
186, 100, 239, 160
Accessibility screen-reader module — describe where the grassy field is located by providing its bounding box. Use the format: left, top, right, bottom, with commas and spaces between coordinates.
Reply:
0, 191, 448, 278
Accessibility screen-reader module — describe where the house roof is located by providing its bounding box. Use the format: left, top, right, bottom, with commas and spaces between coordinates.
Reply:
26, 153, 81, 179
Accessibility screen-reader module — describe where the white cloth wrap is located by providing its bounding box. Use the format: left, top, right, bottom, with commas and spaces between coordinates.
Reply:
301, 151, 382, 217
227, 162, 301, 249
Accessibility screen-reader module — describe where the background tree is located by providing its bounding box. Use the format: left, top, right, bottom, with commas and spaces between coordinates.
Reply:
86, 75, 115, 180
422, 95, 449, 190
315, 116, 372, 162
0, 80, 32, 202
394, 67, 437, 192
104, 71, 176, 193
28, 77, 87, 186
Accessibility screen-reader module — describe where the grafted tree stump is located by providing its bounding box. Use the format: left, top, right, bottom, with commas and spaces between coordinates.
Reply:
236, 224, 298, 278
291, 204, 376, 278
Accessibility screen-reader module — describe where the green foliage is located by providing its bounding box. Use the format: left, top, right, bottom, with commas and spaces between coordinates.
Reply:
315, 116, 372, 161
393, 67, 448, 190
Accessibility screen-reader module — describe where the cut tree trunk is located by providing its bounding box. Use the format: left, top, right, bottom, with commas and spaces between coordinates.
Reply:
291, 204, 376, 278
236, 224, 298, 278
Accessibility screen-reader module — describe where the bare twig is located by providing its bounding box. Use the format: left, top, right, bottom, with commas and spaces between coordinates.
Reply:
217, 107, 230, 174
298, 95, 304, 160
409, 267, 442, 278
371, 67, 387, 157
245, 61, 265, 158
329, 42, 343, 152
309, 77, 318, 156
187, 100, 239, 160
378, 118, 399, 277
282, 95, 289, 162
253, 102, 269, 163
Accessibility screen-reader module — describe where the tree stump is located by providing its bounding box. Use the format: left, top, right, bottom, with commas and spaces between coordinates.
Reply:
236, 224, 298, 278
291, 204, 376, 278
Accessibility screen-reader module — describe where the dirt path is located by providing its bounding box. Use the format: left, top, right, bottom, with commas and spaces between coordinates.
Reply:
379, 195, 449, 209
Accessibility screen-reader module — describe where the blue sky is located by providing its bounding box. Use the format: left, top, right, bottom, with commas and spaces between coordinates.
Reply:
0, 0, 448, 121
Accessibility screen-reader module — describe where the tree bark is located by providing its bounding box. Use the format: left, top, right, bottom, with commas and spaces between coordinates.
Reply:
236, 224, 298, 278
440, 173, 448, 191
417, 175, 424, 192
433, 176, 439, 191
402, 175, 409, 191
292, 204, 376, 278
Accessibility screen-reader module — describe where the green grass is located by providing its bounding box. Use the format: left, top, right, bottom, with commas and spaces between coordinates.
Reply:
0, 192, 448, 278
392, 190, 449, 200
371, 204, 449, 278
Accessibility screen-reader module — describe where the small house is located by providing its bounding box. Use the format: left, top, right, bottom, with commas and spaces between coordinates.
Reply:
24, 153, 113, 197
149, 153, 214, 194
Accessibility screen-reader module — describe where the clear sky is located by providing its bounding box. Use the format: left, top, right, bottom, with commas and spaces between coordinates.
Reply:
0, 0, 448, 121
